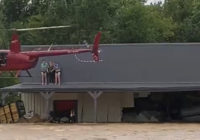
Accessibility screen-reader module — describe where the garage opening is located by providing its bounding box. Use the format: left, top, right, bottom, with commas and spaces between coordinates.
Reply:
51, 100, 78, 123
122, 91, 200, 122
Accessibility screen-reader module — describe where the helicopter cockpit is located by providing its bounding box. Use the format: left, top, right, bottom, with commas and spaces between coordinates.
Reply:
0, 53, 8, 67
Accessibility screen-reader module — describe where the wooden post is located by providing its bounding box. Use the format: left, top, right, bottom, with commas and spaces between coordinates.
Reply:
88, 91, 102, 123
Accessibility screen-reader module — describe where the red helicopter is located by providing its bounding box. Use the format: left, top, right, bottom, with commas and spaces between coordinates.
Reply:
0, 26, 101, 77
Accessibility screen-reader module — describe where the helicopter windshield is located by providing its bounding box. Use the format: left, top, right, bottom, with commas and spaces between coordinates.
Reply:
0, 53, 8, 67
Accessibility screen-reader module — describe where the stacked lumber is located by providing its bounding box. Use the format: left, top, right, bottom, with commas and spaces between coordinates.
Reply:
0, 101, 25, 124
0, 108, 6, 123
3, 105, 13, 123
10, 103, 19, 123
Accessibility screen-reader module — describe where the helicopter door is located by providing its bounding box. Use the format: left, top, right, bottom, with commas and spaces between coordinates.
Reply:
0, 53, 8, 67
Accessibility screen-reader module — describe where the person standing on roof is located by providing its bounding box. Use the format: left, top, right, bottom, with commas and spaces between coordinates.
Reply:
48, 61, 56, 84
54, 62, 61, 85
40, 60, 48, 85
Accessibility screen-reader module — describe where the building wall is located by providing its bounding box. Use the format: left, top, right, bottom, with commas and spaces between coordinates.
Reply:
21, 92, 134, 122
21, 93, 46, 118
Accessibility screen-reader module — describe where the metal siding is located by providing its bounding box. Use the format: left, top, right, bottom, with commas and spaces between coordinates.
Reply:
21, 92, 134, 122
120, 93, 134, 108
35, 94, 41, 115
40, 95, 45, 118
78, 94, 84, 122
107, 93, 122, 122
97, 93, 109, 122
31, 93, 34, 112
82, 94, 95, 122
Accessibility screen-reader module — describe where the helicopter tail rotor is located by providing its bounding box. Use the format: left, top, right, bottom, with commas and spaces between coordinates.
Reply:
92, 32, 101, 62
74, 32, 102, 63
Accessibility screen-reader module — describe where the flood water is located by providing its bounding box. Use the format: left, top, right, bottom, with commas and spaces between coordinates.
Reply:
0, 123, 200, 140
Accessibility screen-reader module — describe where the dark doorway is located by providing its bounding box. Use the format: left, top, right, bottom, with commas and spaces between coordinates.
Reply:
53, 100, 78, 123
122, 91, 200, 123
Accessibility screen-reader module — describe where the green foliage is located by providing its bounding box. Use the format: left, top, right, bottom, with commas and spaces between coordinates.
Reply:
0, 0, 200, 45
182, 2, 200, 42
113, 2, 175, 43
0, 73, 19, 105
0, 80, 19, 105
0, 75, 19, 89
0, 93, 20, 105
163, 0, 199, 41
4, 93, 21, 105
164, 0, 193, 23
1, 0, 31, 23
0, 9, 8, 49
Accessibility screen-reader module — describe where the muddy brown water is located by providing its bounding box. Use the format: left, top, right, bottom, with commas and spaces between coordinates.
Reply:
0, 123, 200, 140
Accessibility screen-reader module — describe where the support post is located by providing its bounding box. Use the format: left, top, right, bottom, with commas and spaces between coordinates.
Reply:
40, 92, 54, 119
88, 91, 103, 123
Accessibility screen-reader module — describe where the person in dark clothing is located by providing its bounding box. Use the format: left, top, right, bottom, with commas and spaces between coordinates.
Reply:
69, 109, 76, 123
47, 61, 55, 84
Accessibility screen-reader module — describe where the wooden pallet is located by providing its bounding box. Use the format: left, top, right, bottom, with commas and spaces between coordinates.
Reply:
12, 113, 19, 123
0, 102, 23, 123
10, 103, 19, 123
0, 108, 5, 116
3, 105, 10, 114
0, 114, 7, 123
10, 103, 18, 113
5, 113, 13, 123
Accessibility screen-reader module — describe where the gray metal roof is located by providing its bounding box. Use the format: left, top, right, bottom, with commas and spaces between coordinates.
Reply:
2, 43, 200, 93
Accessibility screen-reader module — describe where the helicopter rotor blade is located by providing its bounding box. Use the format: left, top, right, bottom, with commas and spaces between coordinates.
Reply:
6, 25, 72, 32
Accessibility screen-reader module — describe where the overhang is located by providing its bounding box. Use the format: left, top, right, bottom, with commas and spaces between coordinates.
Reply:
1, 82, 200, 93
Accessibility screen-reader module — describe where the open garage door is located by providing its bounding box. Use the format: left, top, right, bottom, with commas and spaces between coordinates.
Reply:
52, 100, 78, 123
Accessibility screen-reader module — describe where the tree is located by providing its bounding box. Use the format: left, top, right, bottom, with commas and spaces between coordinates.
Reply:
1, 0, 199, 44
0, 73, 19, 105
113, 1, 175, 43
164, 0, 194, 23
1, 0, 30, 23
182, 1, 200, 42
18, 0, 118, 44
163, 0, 195, 41
0, 8, 8, 49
